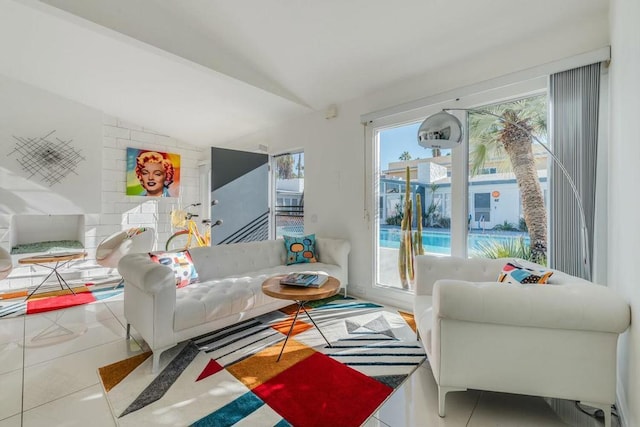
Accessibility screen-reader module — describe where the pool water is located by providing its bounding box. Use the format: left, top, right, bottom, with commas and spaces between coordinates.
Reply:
379, 228, 529, 254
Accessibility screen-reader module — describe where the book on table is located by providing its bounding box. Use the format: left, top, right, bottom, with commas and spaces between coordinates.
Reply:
280, 273, 329, 288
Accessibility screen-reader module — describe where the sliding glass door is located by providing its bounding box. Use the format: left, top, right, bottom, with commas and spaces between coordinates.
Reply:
373, 92, 549, 293
375, 123, 452, 290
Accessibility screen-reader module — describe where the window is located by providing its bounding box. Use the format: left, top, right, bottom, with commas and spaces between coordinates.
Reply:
376, 124, 452, 291
467, 95, 549, 261
474, 193, 491, 222
372, 94, 550, 294
273, 151, 304, 238
479, 167, 497, 174
365, 55, 607, 304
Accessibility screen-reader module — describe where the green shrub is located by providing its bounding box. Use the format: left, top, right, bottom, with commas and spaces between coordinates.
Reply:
471, 236, 535, 261
492, 220, 518, 231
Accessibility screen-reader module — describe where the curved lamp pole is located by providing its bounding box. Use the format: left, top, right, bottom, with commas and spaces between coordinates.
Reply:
417, 108, 591, 281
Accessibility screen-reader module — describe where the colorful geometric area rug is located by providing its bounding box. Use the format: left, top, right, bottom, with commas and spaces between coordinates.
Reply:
0, 282, 124, 318
98, 297, 426, 427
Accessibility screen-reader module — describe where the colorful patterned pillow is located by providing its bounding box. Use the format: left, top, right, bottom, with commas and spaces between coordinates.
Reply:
498, 261, 553, 285
284, 234, 318, 265
149, 250, 199, 288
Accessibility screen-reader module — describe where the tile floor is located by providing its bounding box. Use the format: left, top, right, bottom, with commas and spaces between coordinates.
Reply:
0, 294, 619, 427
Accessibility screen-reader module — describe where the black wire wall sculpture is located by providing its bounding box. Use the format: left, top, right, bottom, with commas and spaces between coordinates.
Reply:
9, 130, 86, 186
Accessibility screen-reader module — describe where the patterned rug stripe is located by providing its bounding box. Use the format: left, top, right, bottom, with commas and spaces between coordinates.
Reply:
399, 310, 417, 332
373, 374, 409, 389
98, 351, 152, 392
345, 361, 423, 366
190, 391, 269, 427
195, 359, 223, 382
312, 301, 382, 311
194, 319, 264, 348
200, 325, 278, 355
0, 283, 123, 318
332, 352, 426, 357
0, 302, 26, 318
329, 344, 423, 349
215, 339, 282, 368
120, 342, 200, 417
201, 328, 284, 367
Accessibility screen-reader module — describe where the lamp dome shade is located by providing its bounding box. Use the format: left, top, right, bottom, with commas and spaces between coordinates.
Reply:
417, 111, 463, 149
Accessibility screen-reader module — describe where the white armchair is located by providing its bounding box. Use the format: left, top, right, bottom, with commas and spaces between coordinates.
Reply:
0, 246, 12, 280
96, 227, 155, 270
413, 255, 630, 427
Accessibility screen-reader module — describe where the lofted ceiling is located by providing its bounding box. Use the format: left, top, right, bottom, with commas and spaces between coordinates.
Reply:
0, 0, 608, 147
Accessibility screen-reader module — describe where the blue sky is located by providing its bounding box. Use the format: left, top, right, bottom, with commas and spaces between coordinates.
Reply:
379, 122, 433, 169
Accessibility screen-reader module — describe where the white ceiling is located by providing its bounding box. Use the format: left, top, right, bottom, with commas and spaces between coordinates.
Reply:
0, 0, 609, 147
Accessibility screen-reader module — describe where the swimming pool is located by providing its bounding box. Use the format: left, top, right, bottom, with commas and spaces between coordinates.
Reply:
379, 228, 529, 254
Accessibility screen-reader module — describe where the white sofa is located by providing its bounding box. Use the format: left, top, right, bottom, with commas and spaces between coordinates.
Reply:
118, 237, 350, 372
413, 255, 630, 427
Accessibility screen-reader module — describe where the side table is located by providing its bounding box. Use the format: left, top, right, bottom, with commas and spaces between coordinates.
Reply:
19, 252, 87, 300
262, 275, 340, 361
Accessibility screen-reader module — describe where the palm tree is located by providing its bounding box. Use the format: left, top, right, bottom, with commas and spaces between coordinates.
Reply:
296, 153, 304, 178
276, 154, 294, 179
469, 96, 547, 263
399, 151, 412, 161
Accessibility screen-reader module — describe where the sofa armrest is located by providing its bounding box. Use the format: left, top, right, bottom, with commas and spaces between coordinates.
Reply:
315, 237, 350, 285
118, 253, 176, 295
433, 279, 630, 334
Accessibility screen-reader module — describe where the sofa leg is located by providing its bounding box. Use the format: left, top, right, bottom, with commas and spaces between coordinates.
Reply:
438, 385, 466, 417
152, 351, 161, 374
580, 401, 612, 427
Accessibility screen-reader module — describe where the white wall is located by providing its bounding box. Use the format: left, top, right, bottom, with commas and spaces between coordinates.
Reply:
220, 26, 609, 307
0, 75, 102, 216
0, 75, 206, 260
99, 116, 205, 254
609, 0, 640, 425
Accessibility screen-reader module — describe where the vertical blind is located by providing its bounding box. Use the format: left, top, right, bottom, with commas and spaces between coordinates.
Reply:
548, 62, 601, 279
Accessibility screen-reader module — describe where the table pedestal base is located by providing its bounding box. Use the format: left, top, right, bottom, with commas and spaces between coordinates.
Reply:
277, 300, 332, 362
25, 260, 78, 300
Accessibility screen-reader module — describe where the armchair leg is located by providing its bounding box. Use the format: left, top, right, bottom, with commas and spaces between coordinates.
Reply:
580, 401, 612, 427
438, 385, 467, 417
152, 351, 161, 374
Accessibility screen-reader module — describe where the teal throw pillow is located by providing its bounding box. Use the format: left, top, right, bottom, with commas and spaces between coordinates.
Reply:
284, 234, 318, 265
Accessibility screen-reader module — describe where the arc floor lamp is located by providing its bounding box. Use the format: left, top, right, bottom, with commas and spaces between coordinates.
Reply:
417, 109, 591, 281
